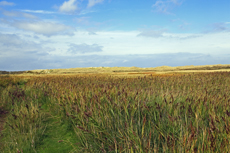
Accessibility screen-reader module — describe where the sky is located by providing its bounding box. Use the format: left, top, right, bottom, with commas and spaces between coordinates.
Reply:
0, 0, 230, 71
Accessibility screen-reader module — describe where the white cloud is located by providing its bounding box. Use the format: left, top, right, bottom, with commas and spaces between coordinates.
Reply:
22, 13, 37, 19
5, 20, 74, 36
137, 30, 166, 38
87, 0, 104, 8
2, 10, 17, 16
41, 30, 230, 57
59, 0, 78, 13
79, 9, 96, 15
0, 1, 15, 6
88, 31, 97, 35
2, 10, 37, 19
68, 43, 103, 54
152, 0, 183, 14
0, 33, 51, 56
21, 9, 56, 14
0, 32, 57, 71
1, 30, 230, 70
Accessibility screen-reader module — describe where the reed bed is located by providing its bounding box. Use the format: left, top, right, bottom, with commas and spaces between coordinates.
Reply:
0, 72, 230, 152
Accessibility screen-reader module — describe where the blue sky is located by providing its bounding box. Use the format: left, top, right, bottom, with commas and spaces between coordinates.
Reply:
0, 0, 230, 71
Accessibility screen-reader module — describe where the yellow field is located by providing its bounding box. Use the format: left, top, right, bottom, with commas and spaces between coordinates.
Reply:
1, 64, 227, 77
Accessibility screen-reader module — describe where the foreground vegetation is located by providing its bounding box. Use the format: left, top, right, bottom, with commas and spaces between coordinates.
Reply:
0, 72, 230, 152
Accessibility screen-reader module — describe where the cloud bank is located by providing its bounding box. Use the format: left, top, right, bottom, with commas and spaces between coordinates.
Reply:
2, 19, 74, 36
137, 30, 165, 38
2, 10, 37, 18
14, 21, 74, 36
1, 53, 230, 71
68, 43, 103, 54
21, 9, 56, 14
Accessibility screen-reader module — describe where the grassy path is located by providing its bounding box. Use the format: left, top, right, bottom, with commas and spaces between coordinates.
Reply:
0, 77, 80, 152
0, 109, 80, 152
35, 114, 80, 153
0, 108, 8, 150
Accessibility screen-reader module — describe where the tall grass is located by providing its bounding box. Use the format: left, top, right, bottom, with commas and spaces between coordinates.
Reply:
0, 72, 230, 152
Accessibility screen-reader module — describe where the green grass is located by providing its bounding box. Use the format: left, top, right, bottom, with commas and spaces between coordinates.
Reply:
0, 83, 80, 153
36, 116, 79, 153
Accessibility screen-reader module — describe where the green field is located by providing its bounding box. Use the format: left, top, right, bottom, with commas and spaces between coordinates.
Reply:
0, 69, 230, 152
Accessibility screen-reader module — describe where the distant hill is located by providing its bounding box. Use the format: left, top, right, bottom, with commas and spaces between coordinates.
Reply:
0, 71, 26, 74
1, 64, 230, 75
30, 64, 230, 74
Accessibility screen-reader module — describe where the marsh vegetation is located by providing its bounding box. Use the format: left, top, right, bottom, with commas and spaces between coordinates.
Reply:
0, 71, 230, 152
